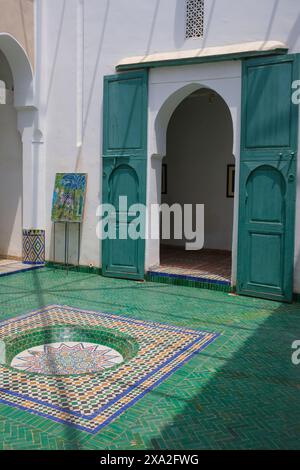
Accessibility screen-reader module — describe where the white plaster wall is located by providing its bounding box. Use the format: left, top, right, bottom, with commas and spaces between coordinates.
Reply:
162, 91, 234, 251
0, 103, 22, 258
40, 0, 300, 290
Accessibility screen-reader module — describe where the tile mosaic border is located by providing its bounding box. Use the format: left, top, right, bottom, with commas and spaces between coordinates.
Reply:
0, 305, 220, 434
146, 271, 232, 293
0, 265, 45, 278
147, 270, 231, 285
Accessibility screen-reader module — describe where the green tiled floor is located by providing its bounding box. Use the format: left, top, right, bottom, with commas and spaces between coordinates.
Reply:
0, 267, 299, 449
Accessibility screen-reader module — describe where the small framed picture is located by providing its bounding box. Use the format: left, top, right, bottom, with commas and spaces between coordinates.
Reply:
162, 164, 167, 195
227, 165, 235, 198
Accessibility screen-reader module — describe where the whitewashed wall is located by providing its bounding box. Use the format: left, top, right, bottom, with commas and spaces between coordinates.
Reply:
39, 0, 300, 291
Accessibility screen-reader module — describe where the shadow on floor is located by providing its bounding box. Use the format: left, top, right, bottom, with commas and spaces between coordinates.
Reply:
1, 268, 299, 449
149, 300, 300, 450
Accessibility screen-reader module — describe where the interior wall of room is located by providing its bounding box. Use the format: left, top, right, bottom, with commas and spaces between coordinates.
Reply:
161, 90, 234, 251
0, 50, 22, 259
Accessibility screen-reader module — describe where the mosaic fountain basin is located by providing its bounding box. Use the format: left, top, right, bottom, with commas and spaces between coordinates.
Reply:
0, 305, 219, 433
2, 325, 139, 376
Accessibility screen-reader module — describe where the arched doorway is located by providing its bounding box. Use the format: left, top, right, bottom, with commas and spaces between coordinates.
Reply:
0, 34, 45, 274
0, 49, 22, 262
158, 87, 234, 285
160, 88, 235, 283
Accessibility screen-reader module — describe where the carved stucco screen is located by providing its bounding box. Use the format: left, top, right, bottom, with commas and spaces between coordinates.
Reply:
186, 0, 205, 39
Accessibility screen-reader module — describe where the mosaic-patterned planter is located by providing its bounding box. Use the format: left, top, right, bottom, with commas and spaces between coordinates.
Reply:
22, 229, 45, 265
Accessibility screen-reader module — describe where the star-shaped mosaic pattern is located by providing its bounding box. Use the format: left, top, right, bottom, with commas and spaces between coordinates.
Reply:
11, 342, 123, 375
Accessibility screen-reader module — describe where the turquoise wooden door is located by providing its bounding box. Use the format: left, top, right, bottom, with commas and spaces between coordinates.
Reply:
102, 70, 148, 280
237, 55, 299, 302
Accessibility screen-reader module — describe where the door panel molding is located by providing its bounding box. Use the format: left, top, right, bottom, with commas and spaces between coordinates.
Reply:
102, 71, 148, 280
237, 54, 299, 302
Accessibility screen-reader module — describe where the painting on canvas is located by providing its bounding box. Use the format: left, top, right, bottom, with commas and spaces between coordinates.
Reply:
51, 173, 87, 223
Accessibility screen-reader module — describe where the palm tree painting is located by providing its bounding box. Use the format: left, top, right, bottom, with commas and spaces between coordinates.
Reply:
51, 173, 87, 222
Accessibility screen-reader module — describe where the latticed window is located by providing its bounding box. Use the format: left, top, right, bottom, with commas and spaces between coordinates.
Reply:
186, 0, 204, 39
